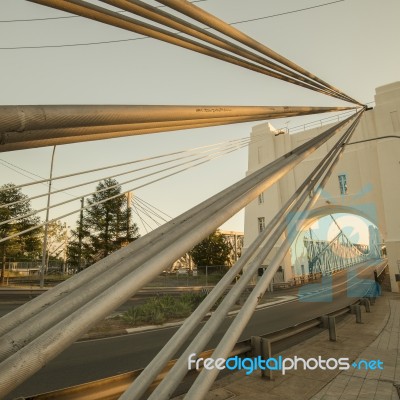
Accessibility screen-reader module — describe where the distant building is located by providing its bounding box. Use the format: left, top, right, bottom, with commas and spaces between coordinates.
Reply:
219, 230, 244, 265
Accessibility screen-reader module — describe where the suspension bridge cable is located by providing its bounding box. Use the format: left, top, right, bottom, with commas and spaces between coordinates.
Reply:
133, 198, 170, 226
1, 104, 344, 152
97, 0, 349, 102
0, 137, 252, 208
0, 0, 209, 23
0, 1, 347, 48
26, 0, 359, 104
134, 195, 172, 220
0, 159, 76, 197
0, 140, 248, 225
134, 196, 171, 222
0, 135, 255, 209
0, 137, 253, 243
0, 135, 254, 192
155, 0, 361, 105
131, 201, 150, 234
276, 108, 358, 133
132, 199, 164, 229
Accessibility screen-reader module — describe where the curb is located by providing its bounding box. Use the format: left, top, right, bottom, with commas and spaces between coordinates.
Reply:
79, 295, 297, 341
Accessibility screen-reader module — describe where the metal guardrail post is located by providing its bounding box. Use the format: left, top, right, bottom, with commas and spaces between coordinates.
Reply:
370, 297, 376, 305
328, 316, 337, 341
320, 315, 329, 329
360, 298, 371, 313
320, 315, 336, 341
250, 336, 273, 380
350, 304, 362, 323
251, 336, 262, 356
261, 338, 273, 380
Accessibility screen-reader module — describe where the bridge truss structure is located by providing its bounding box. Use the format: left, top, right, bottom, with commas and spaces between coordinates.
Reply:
304, 216, 372, 276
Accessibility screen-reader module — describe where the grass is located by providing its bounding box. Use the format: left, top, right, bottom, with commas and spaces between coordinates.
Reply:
121, 293, 210, 326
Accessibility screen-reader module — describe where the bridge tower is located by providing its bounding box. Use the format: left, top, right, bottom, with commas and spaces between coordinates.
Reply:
244, 82, 400, 292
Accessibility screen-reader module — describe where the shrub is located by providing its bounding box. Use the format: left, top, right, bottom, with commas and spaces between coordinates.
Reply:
121, 292, 210, 326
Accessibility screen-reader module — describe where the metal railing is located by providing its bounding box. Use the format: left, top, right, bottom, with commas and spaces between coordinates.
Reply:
20, 277, 384, 400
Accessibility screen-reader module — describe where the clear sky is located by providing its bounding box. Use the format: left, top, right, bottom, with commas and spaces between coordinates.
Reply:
0, 0, 399, 235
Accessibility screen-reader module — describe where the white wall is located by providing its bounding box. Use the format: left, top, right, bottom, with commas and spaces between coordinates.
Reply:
244, 82, 400, 292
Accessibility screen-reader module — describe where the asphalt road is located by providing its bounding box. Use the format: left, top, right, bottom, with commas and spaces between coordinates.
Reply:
4, 261, 383, 400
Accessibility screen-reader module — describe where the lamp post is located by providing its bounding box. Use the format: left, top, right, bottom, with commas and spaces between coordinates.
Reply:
40, 145, 56, 288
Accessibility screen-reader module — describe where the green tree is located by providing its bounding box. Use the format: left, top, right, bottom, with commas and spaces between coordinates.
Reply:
0, 183, 42, 283
190, 230, 231, 268
67, 179, 140, 268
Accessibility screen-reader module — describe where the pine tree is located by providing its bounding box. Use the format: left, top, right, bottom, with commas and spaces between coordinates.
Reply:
67, 179, 140, 268
0, 183, 42, 283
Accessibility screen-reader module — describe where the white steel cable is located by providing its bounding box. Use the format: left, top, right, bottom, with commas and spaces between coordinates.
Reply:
0, 137, 251, 209
0, 136, 253, 192
0, 138, 253, 243
0, 138, 252, 225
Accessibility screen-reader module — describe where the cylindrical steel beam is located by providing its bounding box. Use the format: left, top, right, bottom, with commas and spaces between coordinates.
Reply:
99, 0, 351, 103
28, 0, 357, 104
2, 104, 351, 132
0, 114, 355, 398
145, 112, 362, 400
122, 113, 360, 400
184, 113, 363, 400
0, 105, 352, 151
156, 0, 363, 106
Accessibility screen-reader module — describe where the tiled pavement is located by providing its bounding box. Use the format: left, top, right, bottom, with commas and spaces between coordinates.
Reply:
177, 292, 400, 400
311, 295, 400, 400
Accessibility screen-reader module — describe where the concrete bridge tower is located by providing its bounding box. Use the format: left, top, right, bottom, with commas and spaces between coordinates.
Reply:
244, 82, 400, 292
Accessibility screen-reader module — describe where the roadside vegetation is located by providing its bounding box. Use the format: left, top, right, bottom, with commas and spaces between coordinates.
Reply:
121, 293, 207, 326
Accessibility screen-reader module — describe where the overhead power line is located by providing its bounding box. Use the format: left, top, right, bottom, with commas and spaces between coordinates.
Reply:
0, 1, 347, 49
0, 137, 252, 209
0, 0, 209, 22
0, 158, 76, 197
23, 0, 357, 104
0, 139, 250, 217
0, 134, 262, 243
230, 0, 345, 25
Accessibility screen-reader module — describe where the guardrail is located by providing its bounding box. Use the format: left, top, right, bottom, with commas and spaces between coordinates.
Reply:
21, 294, 379, 400
276, 107, 370, 135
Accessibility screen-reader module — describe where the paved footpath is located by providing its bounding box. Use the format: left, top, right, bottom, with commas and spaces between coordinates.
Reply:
180, 292, 400, 400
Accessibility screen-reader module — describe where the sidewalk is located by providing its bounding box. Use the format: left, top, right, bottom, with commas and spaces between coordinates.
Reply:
186, 292, 399, 400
